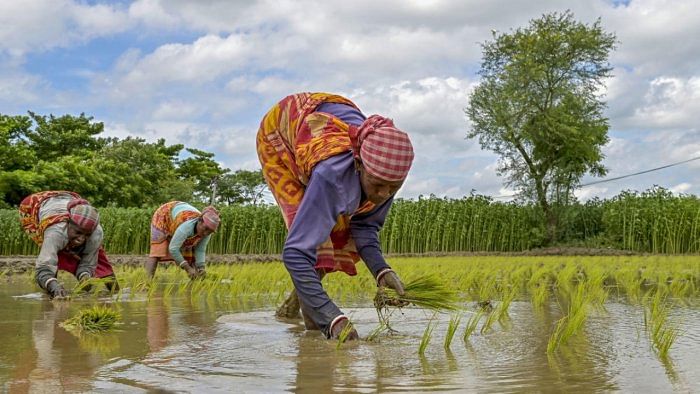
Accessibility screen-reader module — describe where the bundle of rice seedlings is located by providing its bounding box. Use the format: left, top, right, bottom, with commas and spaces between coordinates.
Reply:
60, 305, 121, 334
374, 275, 461, 312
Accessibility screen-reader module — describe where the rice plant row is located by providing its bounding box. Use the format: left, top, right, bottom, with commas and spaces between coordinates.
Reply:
4, 255, 695, 359
1, 186, 699, 255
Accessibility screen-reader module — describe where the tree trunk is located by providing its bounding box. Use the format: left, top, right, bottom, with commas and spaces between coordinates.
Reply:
534, 176, 558, 244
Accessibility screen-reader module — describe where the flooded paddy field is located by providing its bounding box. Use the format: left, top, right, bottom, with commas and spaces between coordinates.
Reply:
1, 256, 699, 393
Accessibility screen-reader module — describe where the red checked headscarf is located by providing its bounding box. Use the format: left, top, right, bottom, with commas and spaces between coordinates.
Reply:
66, 199, 100, 233
200, 206, 220, 232
350, 115, 414, 182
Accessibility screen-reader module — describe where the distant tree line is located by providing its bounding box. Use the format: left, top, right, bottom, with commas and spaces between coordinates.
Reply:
0, 112, 266, 208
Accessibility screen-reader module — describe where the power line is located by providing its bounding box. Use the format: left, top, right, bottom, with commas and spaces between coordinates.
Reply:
489, 155, 700, 199
579, 155, 700, 187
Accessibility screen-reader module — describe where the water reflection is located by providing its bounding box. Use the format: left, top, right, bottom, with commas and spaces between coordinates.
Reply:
147, 297, 171, 353
1, 282, 699, 393
293, 332, 340, 393
6, 302, 98, 392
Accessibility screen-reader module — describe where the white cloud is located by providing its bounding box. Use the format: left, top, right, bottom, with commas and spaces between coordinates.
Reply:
128, 0, 181, 29
0, 0, 130, 56
152, 100, 202, 120
632, 76, 700, 129
670, 182, 693, 194
103, 122, 137, 140
116, 34, 254, 89
0, 64, 45, 107
574, 185, 608, 201
4, 0, 700, 200
607, 0, 700, 76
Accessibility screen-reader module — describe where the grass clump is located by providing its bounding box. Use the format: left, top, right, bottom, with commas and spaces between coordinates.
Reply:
61, 305, 121, 333
644, 290, 681, 359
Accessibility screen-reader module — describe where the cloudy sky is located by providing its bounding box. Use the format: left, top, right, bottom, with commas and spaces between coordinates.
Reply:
1, 0, 699, 201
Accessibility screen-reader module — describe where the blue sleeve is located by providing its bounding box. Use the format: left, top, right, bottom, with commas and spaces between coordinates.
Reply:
194, 234, 211, 268
282, 171, 347, 336
169, 219, 196, 263
350, 198, 393, 277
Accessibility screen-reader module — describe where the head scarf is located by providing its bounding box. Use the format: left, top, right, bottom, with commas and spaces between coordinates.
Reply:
200, 206, 220, 232
350, 115, 414, 182
66, 198, 100, 233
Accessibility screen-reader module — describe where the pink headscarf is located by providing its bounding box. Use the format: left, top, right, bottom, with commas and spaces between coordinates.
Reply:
66, 199, 100, 233
200, 206, 220, 232
350, 115, 414, 182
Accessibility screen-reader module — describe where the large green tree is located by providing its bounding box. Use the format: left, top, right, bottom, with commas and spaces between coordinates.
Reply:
94, 137, 192, 206
0, 114, 41, 207
216, 169, 267, 205
176, 148, 229, 203
466, 11, 616, 243
0, 112, 236, 207
25, 112, 106, 160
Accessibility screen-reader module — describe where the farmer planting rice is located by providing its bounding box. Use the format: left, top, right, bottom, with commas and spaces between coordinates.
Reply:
145, 201, 220, 279
19, 191, 119, 299
256, 92, 414, 340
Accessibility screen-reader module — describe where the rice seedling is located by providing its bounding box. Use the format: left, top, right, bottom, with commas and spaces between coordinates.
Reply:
614, 268, 642, 303
365, 322, 391, 342
644, 289, 681, 359
480, 308, 498, 334
555, 263, 580, 293
496, 286, 518, 321
547, 316, 569, 354
418, 317, 436, 356
335, 321, 356, 349
477, 275, 497, 303
547, 285, 588, 353
530, 280, 550, 309
462, 310, 483, 341
669, 278, 692, 299
60, 305, 121, 334
444, 313, 462, 350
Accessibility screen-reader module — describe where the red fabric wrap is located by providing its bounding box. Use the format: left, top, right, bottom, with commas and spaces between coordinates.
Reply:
350, 115, 414, 182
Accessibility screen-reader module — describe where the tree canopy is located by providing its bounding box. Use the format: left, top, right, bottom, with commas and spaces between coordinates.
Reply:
466, 11, 616, 243
0, 113, 266, 208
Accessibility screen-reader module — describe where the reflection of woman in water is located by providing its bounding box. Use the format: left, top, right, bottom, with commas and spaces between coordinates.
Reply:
146, 298, 171, 353
7, 302, 99, 392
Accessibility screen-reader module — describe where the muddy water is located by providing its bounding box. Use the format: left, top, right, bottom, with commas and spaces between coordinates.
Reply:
1, 281, 698, 393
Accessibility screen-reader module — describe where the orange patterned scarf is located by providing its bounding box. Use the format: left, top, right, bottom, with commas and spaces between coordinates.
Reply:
256, 92, 375, 275
150, 201, 204, 253
19, 191, 82, 245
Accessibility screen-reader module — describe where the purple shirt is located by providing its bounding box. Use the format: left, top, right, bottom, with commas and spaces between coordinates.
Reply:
282, 103, 393, 337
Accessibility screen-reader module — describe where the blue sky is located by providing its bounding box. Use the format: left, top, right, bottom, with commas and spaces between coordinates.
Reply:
1, 0, 698, 200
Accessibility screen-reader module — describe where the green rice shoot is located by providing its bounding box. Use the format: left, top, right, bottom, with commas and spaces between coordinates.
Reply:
444, 313, 462, 349
418, 317, 437, 356
463, 310, 483, 341
336, 321, 356, 349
